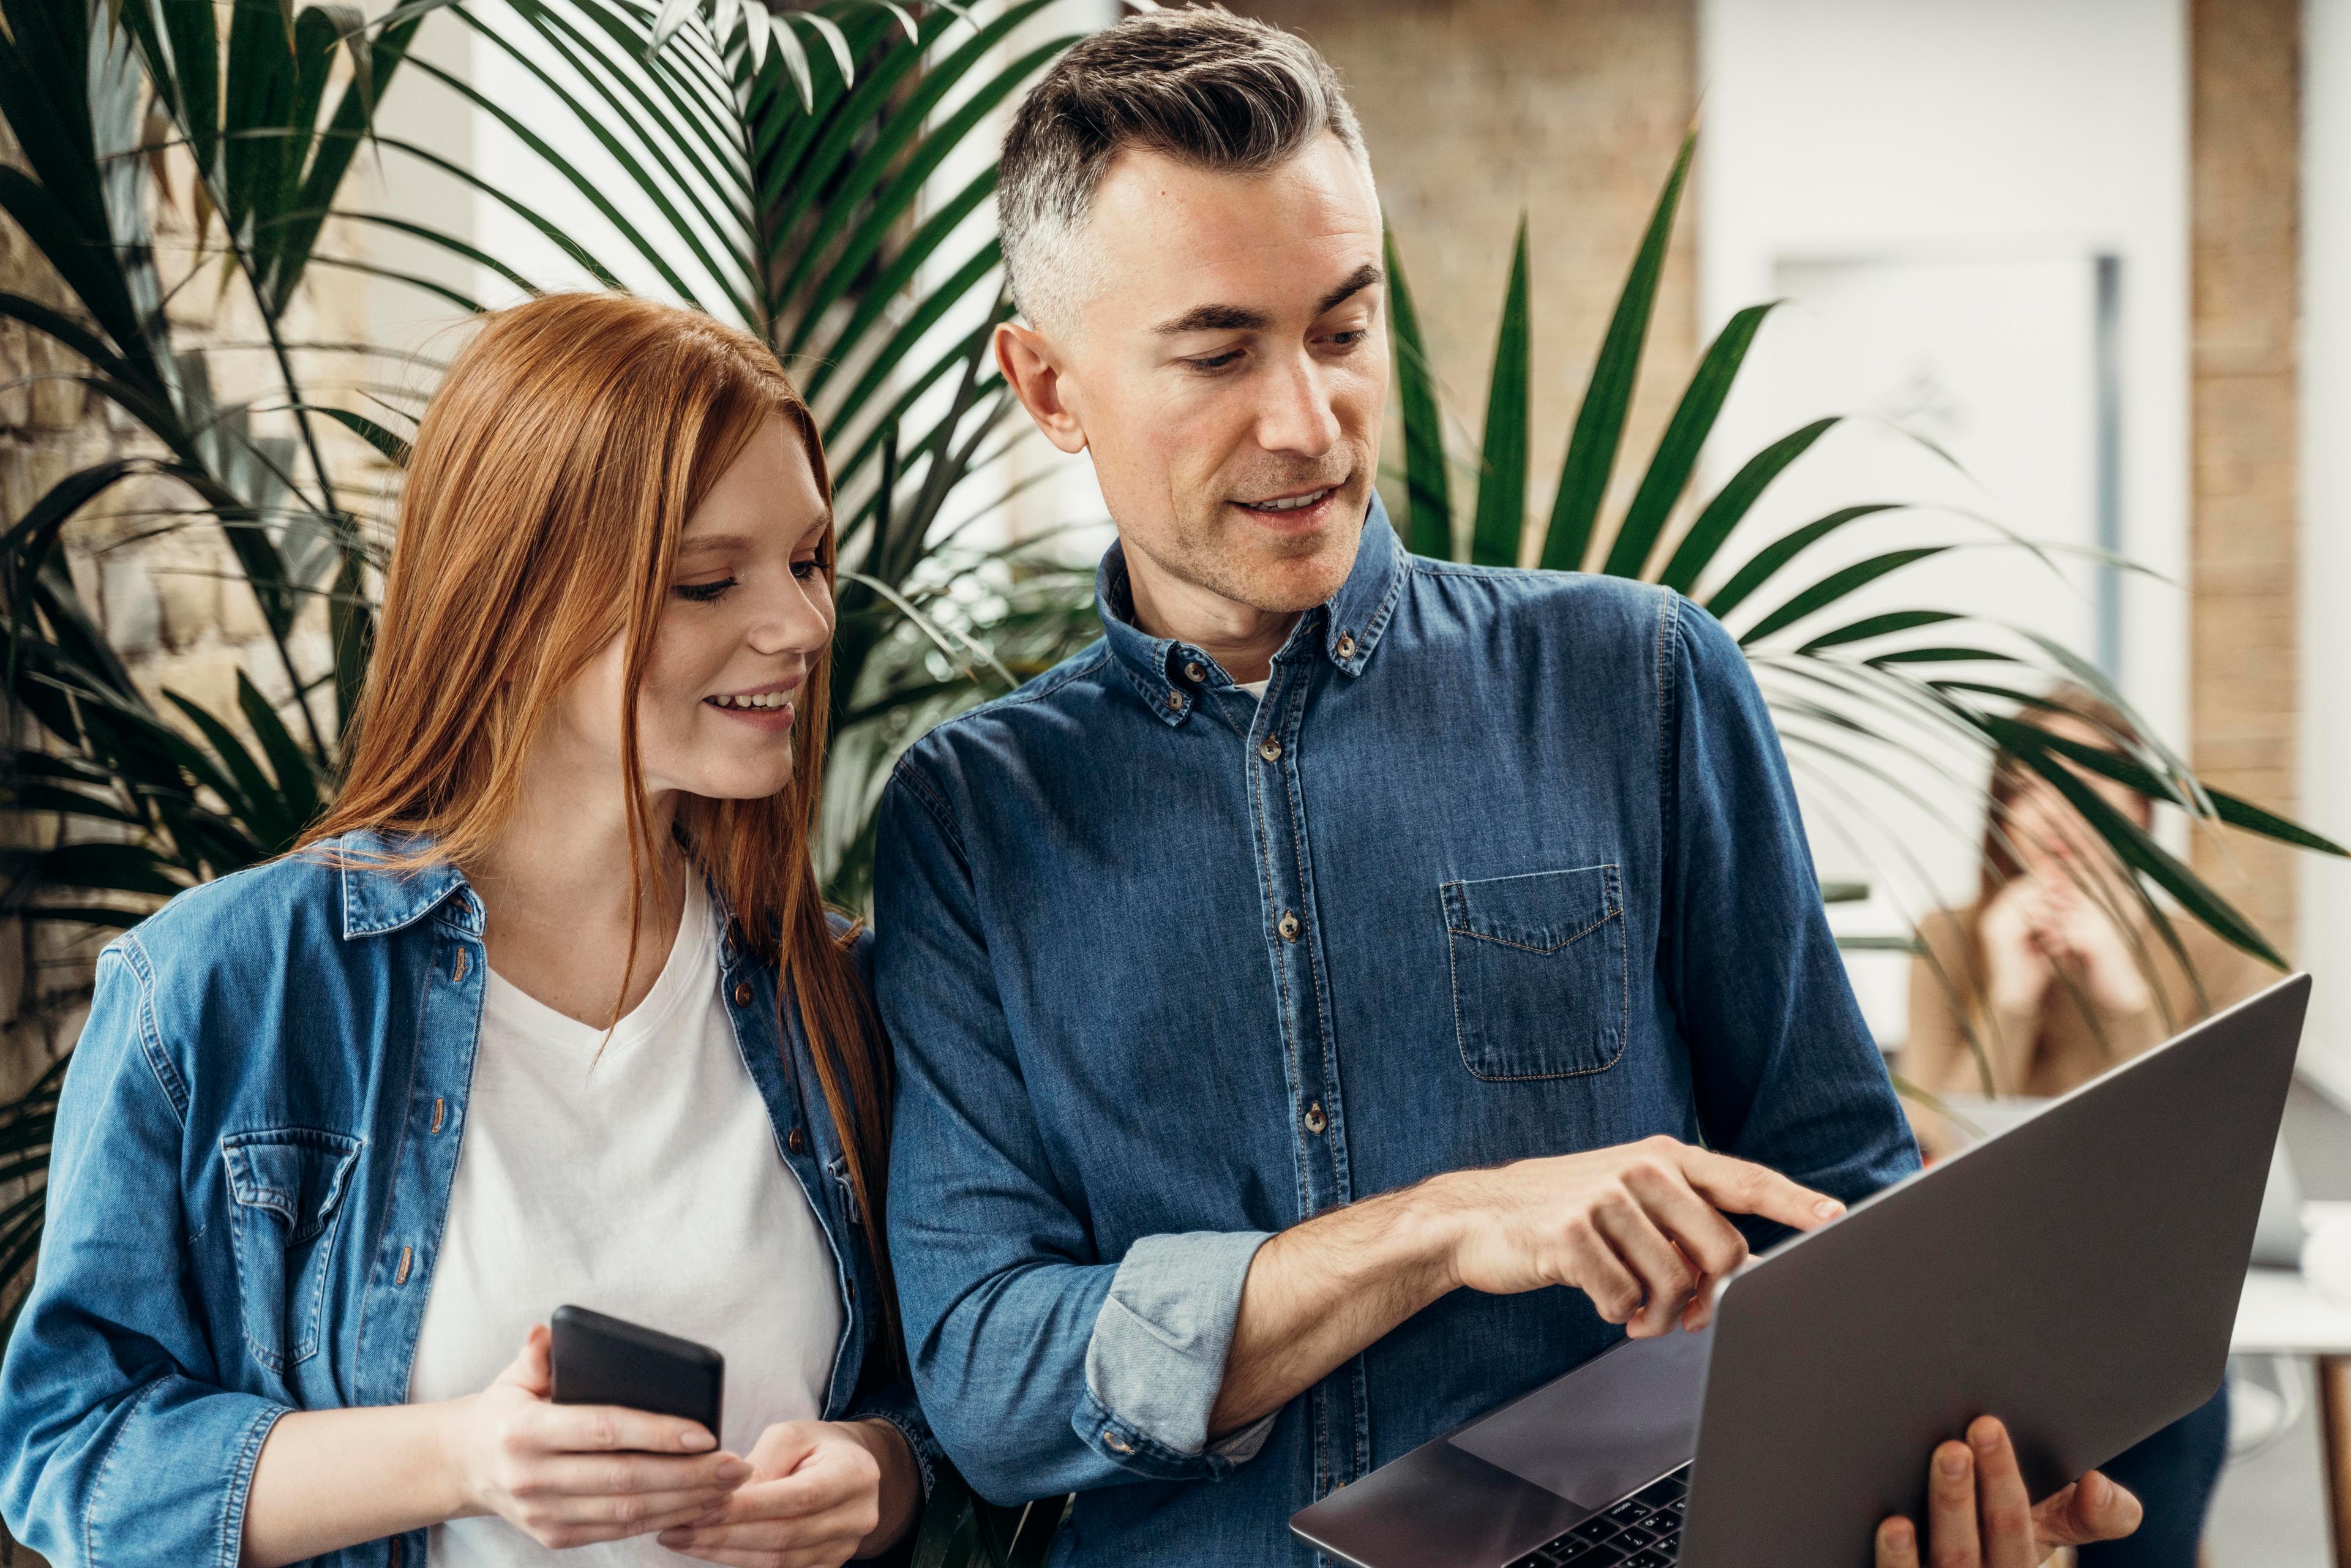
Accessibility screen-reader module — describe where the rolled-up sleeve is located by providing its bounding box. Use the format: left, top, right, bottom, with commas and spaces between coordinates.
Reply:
874, 760, 1268, 1504
1662, 599, 1922, 1222
0, 943, 290, 1565
1082, 1232, 1275, 1466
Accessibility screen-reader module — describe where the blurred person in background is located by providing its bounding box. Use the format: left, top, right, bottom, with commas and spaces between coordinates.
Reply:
1903, 682, 2267, 1568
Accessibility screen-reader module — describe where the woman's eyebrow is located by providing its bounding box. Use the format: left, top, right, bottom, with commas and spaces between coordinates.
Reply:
677, 533, 756, 557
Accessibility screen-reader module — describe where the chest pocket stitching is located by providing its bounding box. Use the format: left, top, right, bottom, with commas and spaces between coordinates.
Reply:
1442, 865, 1629, 1082
1442, 898, 1620, 955
220, 1128, 365, 1371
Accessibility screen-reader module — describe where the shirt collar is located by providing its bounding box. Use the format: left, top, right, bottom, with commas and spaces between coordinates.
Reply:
1093, 492, 1411, 726
334, 828, 483, 939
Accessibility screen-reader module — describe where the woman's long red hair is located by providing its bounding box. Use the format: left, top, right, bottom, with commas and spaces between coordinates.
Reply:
302, 293, 894, 1341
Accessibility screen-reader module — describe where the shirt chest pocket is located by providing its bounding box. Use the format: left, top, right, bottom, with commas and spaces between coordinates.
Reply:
1442, 865, 1629, 1081
220, 1129, 364, 1371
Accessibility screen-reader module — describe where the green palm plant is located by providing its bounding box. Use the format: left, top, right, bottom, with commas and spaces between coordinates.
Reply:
1381, 130, 2343, 1085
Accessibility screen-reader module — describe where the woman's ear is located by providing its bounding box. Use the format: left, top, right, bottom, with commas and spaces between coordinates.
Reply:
995, 321, 1089, 455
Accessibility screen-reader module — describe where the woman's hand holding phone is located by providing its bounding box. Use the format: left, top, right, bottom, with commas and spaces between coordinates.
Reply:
444, 1325, 754, 1548
656, 1417, 920, 1567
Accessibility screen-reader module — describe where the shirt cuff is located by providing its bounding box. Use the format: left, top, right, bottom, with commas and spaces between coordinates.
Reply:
1075, 1230, 1273, 1479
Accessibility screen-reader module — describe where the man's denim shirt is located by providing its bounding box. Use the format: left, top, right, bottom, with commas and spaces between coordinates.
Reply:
0, 831, 934, 1567
874, 500, 1921, 1566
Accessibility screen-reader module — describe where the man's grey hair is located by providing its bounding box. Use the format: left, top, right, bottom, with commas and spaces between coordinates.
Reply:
997, 6, 1371, 336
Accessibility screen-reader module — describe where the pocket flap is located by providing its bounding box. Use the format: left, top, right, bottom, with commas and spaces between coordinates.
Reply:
1442, 865, 1621, 953
222, 1129, 364, 1246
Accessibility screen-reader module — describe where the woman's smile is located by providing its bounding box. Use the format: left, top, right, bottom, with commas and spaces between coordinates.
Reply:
705, 678, 799, 732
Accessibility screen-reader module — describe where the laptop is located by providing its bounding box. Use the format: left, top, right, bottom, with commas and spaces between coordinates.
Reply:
1291, 973, 2311, 1568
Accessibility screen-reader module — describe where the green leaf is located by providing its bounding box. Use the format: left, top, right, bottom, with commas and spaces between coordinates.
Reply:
237, 669, 323, 831
1797, 609, 1961, 653
1739, 547, 1948, 645
1547, 127, 1694, 572
1607, 302, 1779, 580
767, 12, 816, 113
1470, 217, 1531, 568
1703, 503, 1902, 619
163, 688, 293, 844
768, 2, 1058, 309
790, 34, 1071, 371
328, 548, 373, 751
1657, 416, 1840, 595
1984, 715, 2348, 857
1384, 223, 1453, 559
309, 403, 413, 467
29, 841, 186, 899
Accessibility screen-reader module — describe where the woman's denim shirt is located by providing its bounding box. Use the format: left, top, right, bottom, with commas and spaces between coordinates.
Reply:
0, 830, 932, 1567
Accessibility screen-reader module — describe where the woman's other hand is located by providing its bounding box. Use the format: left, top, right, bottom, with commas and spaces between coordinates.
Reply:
2035, 877, 2154, 1015
443, 1326, 752, 1548
1979, 875, 2057, 1017
658, 1417, 921, 1567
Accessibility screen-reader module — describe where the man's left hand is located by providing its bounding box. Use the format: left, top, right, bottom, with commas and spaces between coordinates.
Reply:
1875, 1415, 2141, 1567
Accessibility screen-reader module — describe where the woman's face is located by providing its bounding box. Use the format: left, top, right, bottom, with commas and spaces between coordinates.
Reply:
2003, 710, 2151, 877
560, 415, 836, 804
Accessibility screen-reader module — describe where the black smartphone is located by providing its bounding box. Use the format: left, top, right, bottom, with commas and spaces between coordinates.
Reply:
548, 1305, 724, 1441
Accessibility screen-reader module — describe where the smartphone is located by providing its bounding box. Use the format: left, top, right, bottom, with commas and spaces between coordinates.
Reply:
549, 1305, 724, 1442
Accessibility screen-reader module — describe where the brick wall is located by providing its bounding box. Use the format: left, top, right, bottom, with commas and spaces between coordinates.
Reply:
1244, 0, 1700, 566
2190, 0, 2302, 958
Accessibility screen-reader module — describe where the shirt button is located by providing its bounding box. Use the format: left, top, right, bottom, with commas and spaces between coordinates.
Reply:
1304, 1101, 1327, 1135
787, 1127, 806, 1153
1183, 661, 1207, 683
733, 981, 753, 1006
1277, 911, 1302, 942
1259, 738, 1283, 763
1336, 631, 1358, 660
1165, 689, 1185, 712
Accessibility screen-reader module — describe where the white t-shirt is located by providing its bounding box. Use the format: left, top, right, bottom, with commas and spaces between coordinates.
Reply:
1236, 678, 1270, 700
410, 890, 844, 1567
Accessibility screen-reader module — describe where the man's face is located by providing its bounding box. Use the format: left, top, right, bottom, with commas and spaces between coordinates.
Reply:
1016, 134, 1388, 616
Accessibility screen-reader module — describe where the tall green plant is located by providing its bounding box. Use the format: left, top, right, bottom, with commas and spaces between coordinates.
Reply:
1382, 128, 2341, 1016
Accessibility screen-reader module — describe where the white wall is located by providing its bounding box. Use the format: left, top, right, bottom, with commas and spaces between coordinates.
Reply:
2300, 0, 2351, 1105
1697, 0, 2192, 1044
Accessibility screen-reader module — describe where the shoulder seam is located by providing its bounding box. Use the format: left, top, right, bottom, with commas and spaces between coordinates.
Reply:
886, 754, 971, 871
913, 643, 1109, 743
109, 937, 189, 1127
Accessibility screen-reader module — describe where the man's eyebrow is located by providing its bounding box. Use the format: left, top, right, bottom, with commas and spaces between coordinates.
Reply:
1152, 302, 1272, 336
1316, 263, 1383, 317
1147, 266, 1384, 339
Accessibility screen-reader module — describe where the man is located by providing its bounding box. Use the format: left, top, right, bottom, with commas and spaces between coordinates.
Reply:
872, 10, 2141, 1567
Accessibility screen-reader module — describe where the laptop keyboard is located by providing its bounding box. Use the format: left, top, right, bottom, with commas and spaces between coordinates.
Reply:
1505, 1465, 1689, 1567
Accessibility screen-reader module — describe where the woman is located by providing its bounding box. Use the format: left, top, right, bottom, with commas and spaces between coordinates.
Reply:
1903, 683, 2264, 1568
0, 294, 931, 1567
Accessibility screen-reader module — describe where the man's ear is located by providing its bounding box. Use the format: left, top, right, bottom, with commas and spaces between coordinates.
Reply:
994, 321, 1088, 456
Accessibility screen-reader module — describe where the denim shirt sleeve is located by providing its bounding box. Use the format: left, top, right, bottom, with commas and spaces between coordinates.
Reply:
1662, 598, 1922, 1225
0, 942, 290, 1566
875, 762, 1270, 1504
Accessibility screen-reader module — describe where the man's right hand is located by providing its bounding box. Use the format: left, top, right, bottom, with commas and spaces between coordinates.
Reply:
1208, 1135, 1845, 1434
1431, 1136, 1847, 1337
